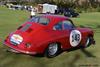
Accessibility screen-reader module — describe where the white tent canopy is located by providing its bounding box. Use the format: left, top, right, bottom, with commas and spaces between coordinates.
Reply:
42, 3, 57, 13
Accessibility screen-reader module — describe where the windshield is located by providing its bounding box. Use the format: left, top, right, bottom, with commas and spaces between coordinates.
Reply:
28, 16, 50, 25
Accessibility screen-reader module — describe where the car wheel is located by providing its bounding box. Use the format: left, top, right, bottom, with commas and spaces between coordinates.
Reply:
45, 43, 61, 58
85, 36, 92, 47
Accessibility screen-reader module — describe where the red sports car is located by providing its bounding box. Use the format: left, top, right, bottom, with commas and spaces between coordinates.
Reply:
4, 15, 95, 58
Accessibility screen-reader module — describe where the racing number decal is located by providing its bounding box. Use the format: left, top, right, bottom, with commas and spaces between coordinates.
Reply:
70, 30, 82, 47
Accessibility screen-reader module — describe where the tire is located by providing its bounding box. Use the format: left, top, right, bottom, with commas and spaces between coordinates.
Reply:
45, 43, 61, 58
85, 36, 92, 47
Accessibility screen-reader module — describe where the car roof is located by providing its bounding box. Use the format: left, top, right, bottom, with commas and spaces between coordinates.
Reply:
41, 14, 70, 26
42, 14, 68, 20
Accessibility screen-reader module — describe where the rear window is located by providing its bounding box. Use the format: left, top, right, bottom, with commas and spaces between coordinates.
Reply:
28, 16, 50, 25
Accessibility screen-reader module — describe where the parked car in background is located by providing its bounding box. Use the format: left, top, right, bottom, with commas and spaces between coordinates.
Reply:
64, 8, 79, 17
55, 8, 79, 17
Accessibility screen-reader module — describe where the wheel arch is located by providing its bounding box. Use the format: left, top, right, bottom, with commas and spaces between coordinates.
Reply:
43, 41, 62, 52
47, 41, 62, 49
88, 34, 93, 37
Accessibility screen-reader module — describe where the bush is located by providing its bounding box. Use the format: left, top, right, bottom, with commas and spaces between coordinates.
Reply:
86, 7, 97, 12
96, 7, 100, 12
75, 8, 82, 13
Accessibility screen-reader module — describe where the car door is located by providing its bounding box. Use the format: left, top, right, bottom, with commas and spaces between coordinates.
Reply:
53, 20, 73, 50
52, 21, 69, 50
62, 20, 82, 49
61, 20, 75, 49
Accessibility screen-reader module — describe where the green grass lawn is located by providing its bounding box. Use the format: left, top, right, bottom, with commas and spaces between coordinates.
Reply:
0, 6, 100, 67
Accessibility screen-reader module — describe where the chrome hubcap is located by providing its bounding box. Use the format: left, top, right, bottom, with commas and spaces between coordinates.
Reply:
85, 38, 90, 47
48, 43, 58, 55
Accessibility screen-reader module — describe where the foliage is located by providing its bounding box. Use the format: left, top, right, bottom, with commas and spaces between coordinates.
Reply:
1, 0, 99, 12
96, 6, 100, 12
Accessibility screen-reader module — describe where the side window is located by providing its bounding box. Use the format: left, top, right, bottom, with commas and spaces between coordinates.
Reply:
53, 22, 62, 30
38, 17, 49, 25
63, 20, 74, 30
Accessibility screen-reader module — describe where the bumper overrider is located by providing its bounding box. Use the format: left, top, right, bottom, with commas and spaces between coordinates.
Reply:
3, 40, 37, 55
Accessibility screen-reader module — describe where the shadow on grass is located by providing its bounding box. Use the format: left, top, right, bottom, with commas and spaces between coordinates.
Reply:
32, 54, 44, 58
80, 48, 96, 57
65, 47, 96, 67
68, 54, 80, 67
67, 46, 96, 58
1, 46, 96, 67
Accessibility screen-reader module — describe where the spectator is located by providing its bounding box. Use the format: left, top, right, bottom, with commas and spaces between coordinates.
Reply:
30, 8, 36, 18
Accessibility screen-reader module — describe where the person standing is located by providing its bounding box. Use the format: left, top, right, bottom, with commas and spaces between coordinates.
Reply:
30, 8, 36, 18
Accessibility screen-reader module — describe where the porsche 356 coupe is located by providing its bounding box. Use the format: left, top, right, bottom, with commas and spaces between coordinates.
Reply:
4, 15, 95, 58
